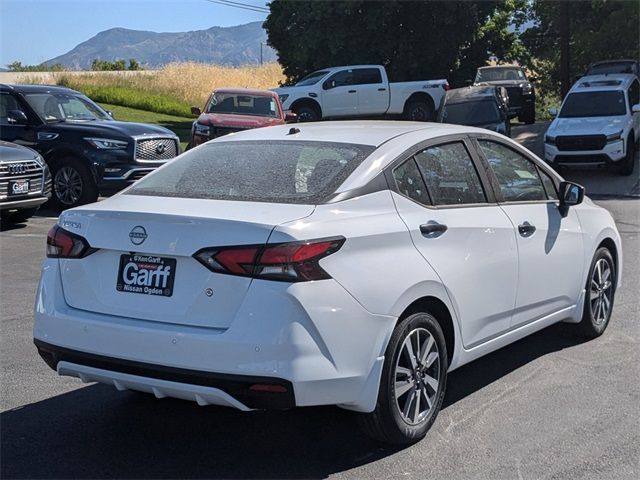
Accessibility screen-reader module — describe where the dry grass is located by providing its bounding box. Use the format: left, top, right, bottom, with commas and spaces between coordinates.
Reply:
43, 62, 285, 108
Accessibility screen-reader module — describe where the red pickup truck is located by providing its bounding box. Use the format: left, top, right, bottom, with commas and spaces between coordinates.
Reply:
190, 88, 295, 147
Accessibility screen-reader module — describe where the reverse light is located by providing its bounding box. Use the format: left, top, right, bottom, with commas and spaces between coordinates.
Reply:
194, 237, 345, 282
46, 225, 96, 258
84, 137, 129, 149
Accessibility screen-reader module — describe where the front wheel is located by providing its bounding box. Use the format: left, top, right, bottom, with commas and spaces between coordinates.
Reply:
51, 158, 98, 209
575, 247, 616, 338
293, 105, 320, 122
518, 105, 535, 125
358, 312, 448, 444
616, 137, 635, 176
0, 207, 39, 224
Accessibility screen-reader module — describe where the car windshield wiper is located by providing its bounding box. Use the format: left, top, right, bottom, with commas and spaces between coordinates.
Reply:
46, 118, 66, 124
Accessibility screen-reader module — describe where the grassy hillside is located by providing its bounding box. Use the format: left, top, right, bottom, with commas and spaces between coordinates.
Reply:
101, 103, 192, 150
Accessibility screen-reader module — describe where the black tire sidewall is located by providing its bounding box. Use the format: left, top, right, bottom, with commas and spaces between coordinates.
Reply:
580, 247, 616, 337
50, 158, 98, 209
379, 312, 448, 443
294, 106, 319, 122
0, 207, 39, 224
404, 101, 434, 122
618, 137, 635, 176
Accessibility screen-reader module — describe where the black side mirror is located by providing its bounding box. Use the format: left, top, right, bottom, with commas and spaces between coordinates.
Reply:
191, 106, 202, 116
559, 181, 584, 216
106, 110, 114, 118
323, 80, 336, 90
7, 110, 28, 125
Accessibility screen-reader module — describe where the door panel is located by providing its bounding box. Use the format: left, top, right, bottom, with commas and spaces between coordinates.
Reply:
320, 69, 357, 117
353, 68, 388, 115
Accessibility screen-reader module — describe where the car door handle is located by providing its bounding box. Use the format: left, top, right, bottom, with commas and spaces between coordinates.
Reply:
378, 88, 387, 91
348, 90, 357, 93
420, 222, 448, 237
518, 221, 536, 237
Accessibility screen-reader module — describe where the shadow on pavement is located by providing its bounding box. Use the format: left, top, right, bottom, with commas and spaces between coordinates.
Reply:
1, 323, 588, 479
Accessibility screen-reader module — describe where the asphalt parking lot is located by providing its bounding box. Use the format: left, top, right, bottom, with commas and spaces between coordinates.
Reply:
1, 123, 639, 479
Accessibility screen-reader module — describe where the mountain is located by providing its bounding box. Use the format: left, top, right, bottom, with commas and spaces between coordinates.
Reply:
44, 22, 277, 69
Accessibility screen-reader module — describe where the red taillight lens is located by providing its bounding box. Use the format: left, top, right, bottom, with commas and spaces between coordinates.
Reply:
194, 237, 345, 282
46, 225, 96, 258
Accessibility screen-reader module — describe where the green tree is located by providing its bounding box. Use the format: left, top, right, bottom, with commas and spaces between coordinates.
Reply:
128, 58, 141, 71
264, 0, 528, 86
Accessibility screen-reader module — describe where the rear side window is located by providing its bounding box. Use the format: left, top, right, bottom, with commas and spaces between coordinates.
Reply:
392, 158, 431, 205
478, 140, 547, 202
414, 142, 486, 205
127, 140, 374, 204
353, 68, 383, 85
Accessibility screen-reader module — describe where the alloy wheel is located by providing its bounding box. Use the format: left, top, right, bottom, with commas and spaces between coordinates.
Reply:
590, 258, 613, 325
54, 166, 83, 206
394, 327, 440, 425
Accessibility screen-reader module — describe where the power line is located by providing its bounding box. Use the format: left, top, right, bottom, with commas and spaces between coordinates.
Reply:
202, 0, 269, 14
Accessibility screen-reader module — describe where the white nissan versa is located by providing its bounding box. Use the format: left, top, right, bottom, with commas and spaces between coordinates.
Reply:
34, 121, 621, 444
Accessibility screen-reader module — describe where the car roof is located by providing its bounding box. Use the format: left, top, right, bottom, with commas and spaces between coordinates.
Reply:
211, 120, 486, 148
571, 74, 637, 92
0, 83, 81, 95
213, 87, 277, 97
314, 65, 381, 72
478, 65, 523, 70
589, 59, 638, 67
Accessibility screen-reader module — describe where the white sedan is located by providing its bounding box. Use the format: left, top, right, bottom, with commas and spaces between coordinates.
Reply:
34, 121, 622, 444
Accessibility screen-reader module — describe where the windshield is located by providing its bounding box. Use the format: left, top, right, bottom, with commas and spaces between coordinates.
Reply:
127, 140, 375, 204
475, 68, 525, 82
206, 93, 279, 118
560, 91, 627, 118
441, 100, 501, 125
24, 93, 110, 122
296, 70, 329, 86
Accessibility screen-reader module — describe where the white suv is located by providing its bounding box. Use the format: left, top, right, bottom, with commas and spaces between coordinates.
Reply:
544, 74, 640, 175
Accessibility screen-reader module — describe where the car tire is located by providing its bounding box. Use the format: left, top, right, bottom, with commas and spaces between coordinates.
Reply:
50, 157, 98, 210
617, 136, 635, 176
0, 207, 39, 224
519, 106, 535, 125
293, 105, 320, 122
358, 311, 448, 444
575, 247, 616, 339
403, 101, 434, 122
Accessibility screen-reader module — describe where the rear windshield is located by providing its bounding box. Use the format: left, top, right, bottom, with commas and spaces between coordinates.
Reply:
560, 91, 626, 118
127, 140, 375, 204
441, 100, 501, 125
207, 93, 279, 118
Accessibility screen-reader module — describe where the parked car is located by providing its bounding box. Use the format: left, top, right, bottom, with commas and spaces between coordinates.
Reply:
190, 88, 295, 148
474, 65, 536, 124
437, 86, 511, 136
273, 65, 449, 122
0, 141, 51, 223
544, 74, 639, 176
584, 59, 639, 79
0, 84, 180, 209
35, 121, 621, 445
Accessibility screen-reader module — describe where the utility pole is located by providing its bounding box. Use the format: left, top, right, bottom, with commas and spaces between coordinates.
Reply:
260, 42, 265, 66
559, 1, 570, 99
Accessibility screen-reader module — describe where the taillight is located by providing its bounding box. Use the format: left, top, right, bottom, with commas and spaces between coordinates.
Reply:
194, 237, 345, 282
46, 225, 96, 258
444, 81, 450, 91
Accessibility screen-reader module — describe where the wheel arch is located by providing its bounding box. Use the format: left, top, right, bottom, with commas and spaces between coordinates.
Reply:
290, 98, 322, 118
597, 237, 619, 284
46, 147, 99, 183
403, 92, 435, 116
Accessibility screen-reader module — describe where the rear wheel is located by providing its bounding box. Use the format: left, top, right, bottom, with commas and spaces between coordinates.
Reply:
50, 157, 98, 209
403, 100, 434, 122
575, 247, 616, 338
358, 312, 447, 444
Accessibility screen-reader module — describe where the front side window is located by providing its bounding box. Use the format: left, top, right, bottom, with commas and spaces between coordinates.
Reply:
207, 93, 278, 118
23, 93, 110, 122
127, 140, 375, 204
413, 142, 486, 206
324, 70, 354, 89
559, 91, 627, 118
478, 140, 547, 202
538, 168, 558, 200
0, 93, 25, 125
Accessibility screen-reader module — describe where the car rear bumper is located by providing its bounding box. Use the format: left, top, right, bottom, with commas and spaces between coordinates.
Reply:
33, 259, 396, 412
544, 140, 626, 165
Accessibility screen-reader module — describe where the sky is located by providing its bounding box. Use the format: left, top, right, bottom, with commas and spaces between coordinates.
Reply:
0, 0, 269, 67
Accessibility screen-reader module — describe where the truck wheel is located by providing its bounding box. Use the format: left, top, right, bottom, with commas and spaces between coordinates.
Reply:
294, 105, 320, 122
1, 207, 39, 224
51, 157, 98, 210
519, 106, 535, 125
403, 101, 434, 122
617, 136, 635, 176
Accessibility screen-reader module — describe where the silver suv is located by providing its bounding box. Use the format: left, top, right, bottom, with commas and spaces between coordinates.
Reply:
0, 141, 51, 224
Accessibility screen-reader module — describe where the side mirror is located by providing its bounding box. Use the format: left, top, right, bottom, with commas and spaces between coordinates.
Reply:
191, 106, 202, 116
528, 76, 538, 83
548, 107, 558, 117
323, 80, 336, 90
7, 110, 28, 125
632, 104, 640, 113
106, 110, 114, 118
559, 181, 584, 215
285, 112, 298, 123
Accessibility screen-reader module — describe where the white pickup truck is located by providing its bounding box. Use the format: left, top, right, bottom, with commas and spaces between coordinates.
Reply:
273, 65, 449, 122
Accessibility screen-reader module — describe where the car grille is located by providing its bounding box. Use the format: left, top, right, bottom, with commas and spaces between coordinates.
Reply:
556, 135, 606, 152
505, 87, 522, 107
135, 138, 178, 162
0, 160, 45, 199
